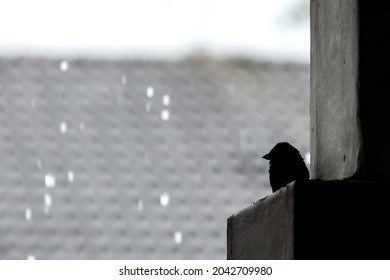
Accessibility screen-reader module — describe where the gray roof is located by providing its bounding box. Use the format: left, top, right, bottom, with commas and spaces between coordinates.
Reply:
0, 58, 309, 259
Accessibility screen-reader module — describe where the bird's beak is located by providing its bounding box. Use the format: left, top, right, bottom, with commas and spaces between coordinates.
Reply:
262, 153, 271, 160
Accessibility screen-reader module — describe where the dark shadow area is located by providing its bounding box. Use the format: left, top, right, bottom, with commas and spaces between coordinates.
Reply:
358, 1, 390, 179
295, 180, 390, 259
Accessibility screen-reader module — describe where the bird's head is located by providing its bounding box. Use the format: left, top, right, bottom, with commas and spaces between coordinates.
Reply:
262, 142, 301, 161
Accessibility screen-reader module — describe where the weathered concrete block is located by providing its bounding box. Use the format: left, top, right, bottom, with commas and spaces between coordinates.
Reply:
227, 185, 294, 260
228, 180, 390, 259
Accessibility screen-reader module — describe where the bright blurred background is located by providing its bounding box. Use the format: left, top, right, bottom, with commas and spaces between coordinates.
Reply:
0, 0, 309, 62
0, 0, 310, 259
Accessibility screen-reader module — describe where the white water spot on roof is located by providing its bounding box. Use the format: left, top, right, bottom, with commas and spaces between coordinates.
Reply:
44, 194, 52, 216
138, 199, 144, 211
121, 75, 127, 85
161, 110, 170, 121
44, 205, 50, 216
160, 193, 170, 207
146, 102, 151, 112
80, 122, 85, 131
45, 174, 56, 188
174, 231, 182, 244
27, 255, 36, 260
163, 94, 170, 106
146, 86, 154, 98
305, 152, 310, 165
44, 194, 52, 206
60, 61, 68, 72
60, 122, 67, 133
68, 171, 75, 182
25, 208, 32, 221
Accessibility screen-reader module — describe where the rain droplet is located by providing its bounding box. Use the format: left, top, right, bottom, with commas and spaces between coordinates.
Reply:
163, 94, 170, 106
27, 255, 36, 260
44, 194, 52, 206
44, 205, 50, 216
80, 122, 85, 131
160, 193, 170, 207
146, 86, 154, 98
146, 102, 151, 112
138, 199, 144, 211
121, 75, 127, 85
68, 171, 74, 182
161, 110, 170, 121
305, 152, 310, 165
25, 208, 32, 221
45, 174, 56, 188
174, 231, 182, 244
36, 160, 42, 169
30, 99, 36, 108
60, 122, 67, 133
60, 61, 68, 72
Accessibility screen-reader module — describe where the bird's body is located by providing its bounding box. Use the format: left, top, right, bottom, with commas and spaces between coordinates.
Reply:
263, 142, 309, 192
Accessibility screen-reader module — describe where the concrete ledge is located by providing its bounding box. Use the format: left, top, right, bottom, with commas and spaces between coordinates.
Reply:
227, 180, 390, 259
227, 185, 294, 260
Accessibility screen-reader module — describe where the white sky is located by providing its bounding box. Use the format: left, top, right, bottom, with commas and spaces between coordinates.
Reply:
0, 0, 309, 63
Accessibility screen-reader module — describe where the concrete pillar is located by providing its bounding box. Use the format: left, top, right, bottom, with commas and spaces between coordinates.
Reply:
310, 0, 360, 180
311, 0, 390, 180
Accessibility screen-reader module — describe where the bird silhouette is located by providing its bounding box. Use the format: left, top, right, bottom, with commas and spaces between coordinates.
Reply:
262, 142, 309, 193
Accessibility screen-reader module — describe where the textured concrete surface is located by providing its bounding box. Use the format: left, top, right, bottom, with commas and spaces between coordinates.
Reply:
0, 58, 309, 259
227, 184, 294, 260
310, 0, 361, 180
228, 180, 390, 260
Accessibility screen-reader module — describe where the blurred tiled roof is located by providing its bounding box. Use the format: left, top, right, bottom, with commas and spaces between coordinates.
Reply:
0, 58, 309, 259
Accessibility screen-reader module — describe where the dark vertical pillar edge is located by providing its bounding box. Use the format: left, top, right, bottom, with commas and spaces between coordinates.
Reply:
358, 1, 390, 179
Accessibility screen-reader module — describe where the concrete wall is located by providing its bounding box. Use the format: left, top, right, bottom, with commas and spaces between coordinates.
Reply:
227, 185, 294, 260
310, 0, 361, 180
